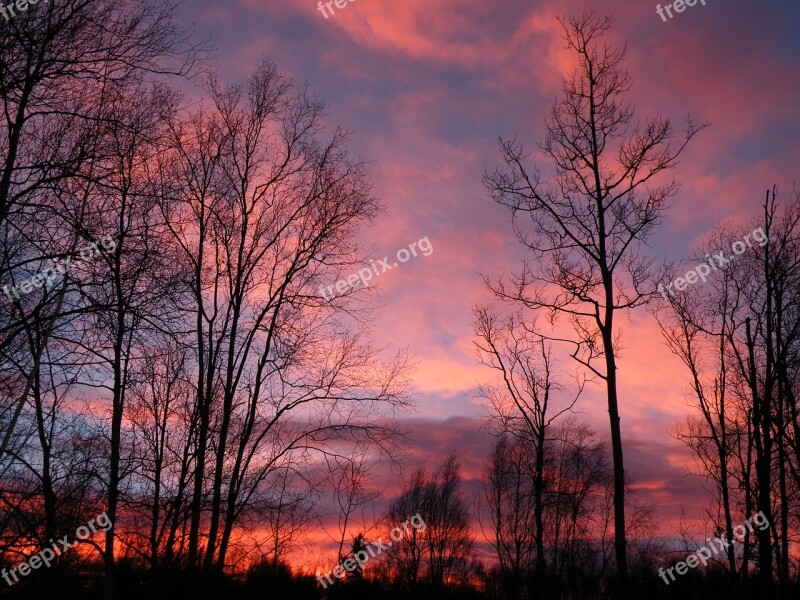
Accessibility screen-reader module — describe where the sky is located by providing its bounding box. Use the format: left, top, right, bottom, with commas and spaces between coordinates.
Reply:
172, 0, 800, 566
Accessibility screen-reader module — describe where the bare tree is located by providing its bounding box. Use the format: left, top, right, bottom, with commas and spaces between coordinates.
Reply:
156, 59, 411, 595
659, 189, 800, 597
657, 240, 744, 580
474, 306, 581, 596
124, 341, 195, 577
258, 465, 315, 569
388, 455, 475, 591
323, 448, 380, 564
479, 435, 537, 599
546, 418, 612, 589
385, 467, 427, 590
482, 12, 706, 594
422, 455, 475, 589
1, 5, 200, 596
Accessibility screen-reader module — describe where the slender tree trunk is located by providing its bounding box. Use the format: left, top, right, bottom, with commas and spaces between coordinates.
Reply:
775, 281, 791, 596
778, 439, 788, 595
746, 318, 773, 597
188, 394, 209, 569
534, 424, 546, 595
32, 381, 57, 543
104, 262, 128, 600
717, 324, 738, 579
601, 270, 627, 594
163, 403, 197, 570
188, 215, 209, 573
604, 337, 628, 594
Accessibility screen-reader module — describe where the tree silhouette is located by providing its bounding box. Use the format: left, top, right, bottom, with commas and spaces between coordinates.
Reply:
483, 11, 706, 596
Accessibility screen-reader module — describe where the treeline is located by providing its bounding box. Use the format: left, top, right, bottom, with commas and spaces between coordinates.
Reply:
0, 2, 409, 599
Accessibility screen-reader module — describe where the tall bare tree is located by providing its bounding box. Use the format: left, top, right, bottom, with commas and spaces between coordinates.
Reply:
482, 12, 705, 594
156, 59, 411, 595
